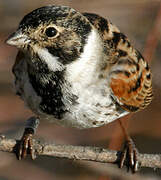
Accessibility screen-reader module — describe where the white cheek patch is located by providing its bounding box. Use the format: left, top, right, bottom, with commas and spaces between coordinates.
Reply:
33, 46, 64, 71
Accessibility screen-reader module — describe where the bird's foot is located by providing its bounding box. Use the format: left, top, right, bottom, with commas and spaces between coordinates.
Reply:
119, 137, 140, 173
17, 128, 36, 160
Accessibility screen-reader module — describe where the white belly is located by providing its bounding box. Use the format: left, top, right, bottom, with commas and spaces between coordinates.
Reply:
36, 85, 128, 129
13, 59, 128, 129
57, 80, 129, 128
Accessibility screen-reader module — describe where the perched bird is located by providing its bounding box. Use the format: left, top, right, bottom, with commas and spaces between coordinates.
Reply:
6, 5, 152, 172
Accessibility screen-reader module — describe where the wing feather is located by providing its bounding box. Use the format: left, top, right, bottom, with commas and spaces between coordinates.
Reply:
83, 12, 153, 112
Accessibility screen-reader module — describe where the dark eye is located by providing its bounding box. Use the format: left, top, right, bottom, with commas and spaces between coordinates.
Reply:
45, 27, 57, 37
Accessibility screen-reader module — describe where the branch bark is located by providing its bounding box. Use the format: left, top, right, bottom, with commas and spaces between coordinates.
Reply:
0, 135, 160, 169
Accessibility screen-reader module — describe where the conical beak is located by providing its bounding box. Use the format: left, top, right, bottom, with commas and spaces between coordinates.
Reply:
5, 30, 30, 47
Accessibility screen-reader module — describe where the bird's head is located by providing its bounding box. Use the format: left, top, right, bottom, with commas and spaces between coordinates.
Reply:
6, 5, 93, 70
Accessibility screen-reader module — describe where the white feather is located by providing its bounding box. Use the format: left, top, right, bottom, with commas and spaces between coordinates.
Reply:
62, 29, 129, 128
66, 29, 103, 86
33, 45, 64, 71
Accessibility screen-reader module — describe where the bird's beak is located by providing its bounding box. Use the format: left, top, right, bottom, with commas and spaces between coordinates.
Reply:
5, 29, 30, 47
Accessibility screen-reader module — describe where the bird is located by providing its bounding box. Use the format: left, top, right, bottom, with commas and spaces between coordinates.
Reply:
6, 5, 153, 172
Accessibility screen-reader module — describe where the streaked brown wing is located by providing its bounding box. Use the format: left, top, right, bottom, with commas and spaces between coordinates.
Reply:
83, 12, 153, 112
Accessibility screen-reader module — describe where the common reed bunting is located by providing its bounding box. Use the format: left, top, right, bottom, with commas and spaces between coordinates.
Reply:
6, 5, 153, 172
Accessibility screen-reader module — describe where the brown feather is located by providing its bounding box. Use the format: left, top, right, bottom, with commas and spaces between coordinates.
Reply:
84, 12, 153, 112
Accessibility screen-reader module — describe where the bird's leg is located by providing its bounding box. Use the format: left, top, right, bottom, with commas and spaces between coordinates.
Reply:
118, 119, 140, 173
17, 116, 40, 160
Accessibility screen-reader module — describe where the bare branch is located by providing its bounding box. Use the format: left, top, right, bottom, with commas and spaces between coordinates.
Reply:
0, 135, 160, 170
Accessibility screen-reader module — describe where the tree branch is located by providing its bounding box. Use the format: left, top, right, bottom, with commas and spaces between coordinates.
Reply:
0, 135, 160, 169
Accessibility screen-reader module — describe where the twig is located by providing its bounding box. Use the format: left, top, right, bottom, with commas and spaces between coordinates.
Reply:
0, 136, 160, 169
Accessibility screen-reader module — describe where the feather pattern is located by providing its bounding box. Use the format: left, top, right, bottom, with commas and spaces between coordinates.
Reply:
84, 13, 153, 112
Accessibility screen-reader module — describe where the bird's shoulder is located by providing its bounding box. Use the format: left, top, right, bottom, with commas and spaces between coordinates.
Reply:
83, 12, 153, 112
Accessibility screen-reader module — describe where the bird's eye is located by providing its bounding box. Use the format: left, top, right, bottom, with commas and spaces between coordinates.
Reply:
45, 27, 57, 37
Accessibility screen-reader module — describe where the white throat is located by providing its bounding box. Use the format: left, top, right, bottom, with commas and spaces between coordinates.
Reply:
66, 29, 103, 85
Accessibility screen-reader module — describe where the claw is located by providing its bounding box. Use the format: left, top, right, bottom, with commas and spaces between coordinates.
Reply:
119, 144, 127, 169
28, 135, 36, 160
17, 128, 36, 160
119, 137, 140, 173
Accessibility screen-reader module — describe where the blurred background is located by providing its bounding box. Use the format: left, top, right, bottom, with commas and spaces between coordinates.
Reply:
0, 0, 161, 179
